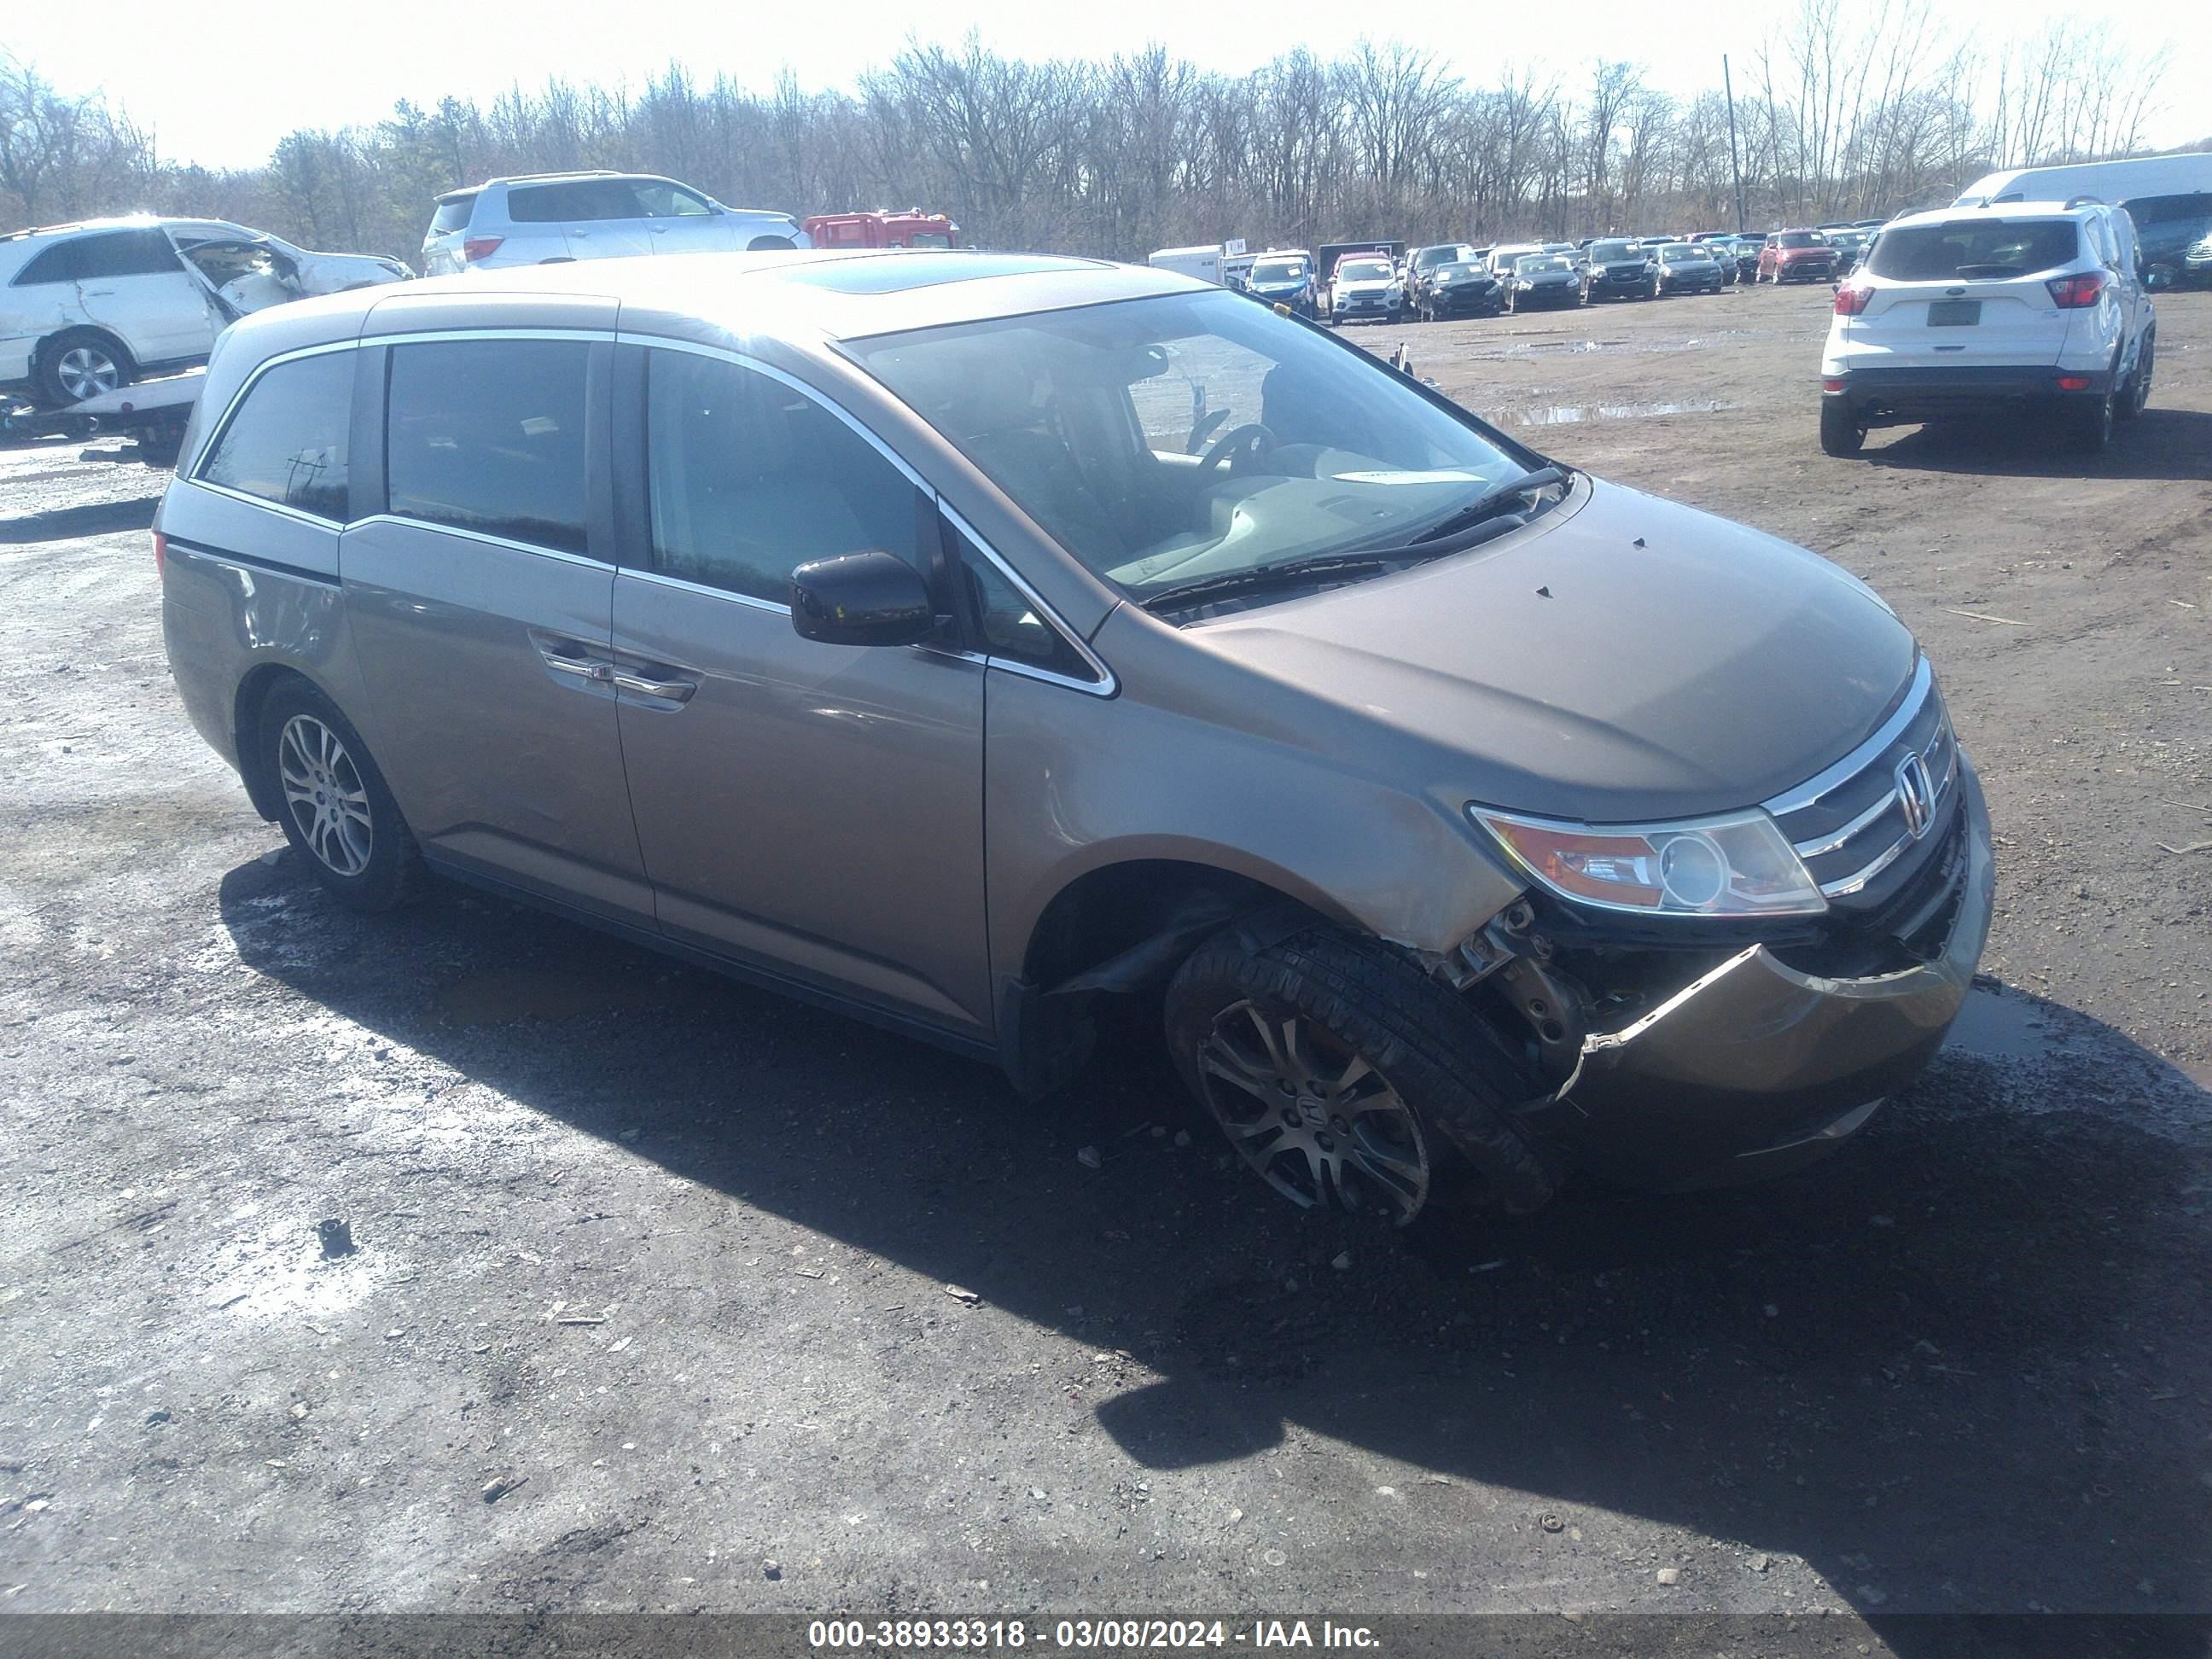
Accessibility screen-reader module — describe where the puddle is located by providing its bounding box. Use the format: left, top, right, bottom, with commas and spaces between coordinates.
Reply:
439, 967, 667, 1026
1944, 987, 2070, 1064
1500, 399, 1738, 428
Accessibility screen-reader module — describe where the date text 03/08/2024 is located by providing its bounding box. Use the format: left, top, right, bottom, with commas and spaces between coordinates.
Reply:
806, 1618, 1382, 1650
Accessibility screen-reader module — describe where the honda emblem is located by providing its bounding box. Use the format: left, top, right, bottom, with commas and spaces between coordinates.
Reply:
1895, 754, 1936, 839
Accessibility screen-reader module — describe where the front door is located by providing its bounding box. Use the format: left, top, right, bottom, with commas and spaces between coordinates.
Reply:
62, 228, 216, 368
340, 331, 651, 921
609, 342, 990, 1033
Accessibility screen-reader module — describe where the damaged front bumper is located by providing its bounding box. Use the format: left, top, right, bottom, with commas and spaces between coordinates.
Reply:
1547, 765, 1995, 1189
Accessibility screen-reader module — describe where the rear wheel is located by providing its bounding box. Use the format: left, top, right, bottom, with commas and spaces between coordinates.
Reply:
1165, 924, 1556, 1226
2063, 383, 2115, 455
2117, 333, 2154, 421
261, 679, 423, 912
35, 329, 133, 408
1819, 397, 1866, 457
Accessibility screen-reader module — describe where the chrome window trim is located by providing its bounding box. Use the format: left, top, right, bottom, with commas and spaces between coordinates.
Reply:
1762, 655, 1934, 817
350, 514, 607, 569
186, 478, 345, 533
618, 565, 790, 615
939, 501, 1118, 698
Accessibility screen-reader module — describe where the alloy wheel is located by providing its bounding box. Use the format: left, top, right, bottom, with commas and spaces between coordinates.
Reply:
55, 345, 121, 401
1195, 999, 1432, 1224
278, 714, 373, 876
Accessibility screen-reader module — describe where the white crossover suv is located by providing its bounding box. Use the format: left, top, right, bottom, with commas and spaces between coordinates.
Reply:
421, 172, 810, 275
1819, 200, 2155, 457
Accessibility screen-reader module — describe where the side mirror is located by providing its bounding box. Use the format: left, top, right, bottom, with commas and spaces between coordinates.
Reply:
2144, 263, 2175, 292
789, 550, 934, 647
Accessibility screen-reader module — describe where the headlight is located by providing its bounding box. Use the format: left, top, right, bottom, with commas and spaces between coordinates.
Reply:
1470, 806, 1828, 917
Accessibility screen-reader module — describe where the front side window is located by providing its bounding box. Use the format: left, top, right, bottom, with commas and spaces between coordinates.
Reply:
200, 351, 353, 520
386, 338, 590, 553
845, 289, 1527, 609
952, 524, 1096, 681
644, 349, 925, 604
77, 230, 182, 277
631, 180, 713, 218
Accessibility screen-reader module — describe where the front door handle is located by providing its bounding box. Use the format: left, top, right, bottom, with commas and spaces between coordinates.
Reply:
544, 654, 612, 683
611, 669, 697, 703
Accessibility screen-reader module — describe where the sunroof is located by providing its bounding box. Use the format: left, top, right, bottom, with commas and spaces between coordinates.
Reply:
777, 253, 1094, 294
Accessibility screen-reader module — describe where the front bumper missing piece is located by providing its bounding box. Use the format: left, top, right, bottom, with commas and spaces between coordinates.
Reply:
1546, 766, 1995, 1188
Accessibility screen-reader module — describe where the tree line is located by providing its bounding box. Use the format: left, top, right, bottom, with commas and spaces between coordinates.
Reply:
2, 5, 2196, 266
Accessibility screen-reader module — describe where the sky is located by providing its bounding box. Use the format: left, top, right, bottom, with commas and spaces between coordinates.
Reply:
10, 0, 2208, 172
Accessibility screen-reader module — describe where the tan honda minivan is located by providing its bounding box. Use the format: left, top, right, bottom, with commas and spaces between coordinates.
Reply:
156, 251, 1994, 1226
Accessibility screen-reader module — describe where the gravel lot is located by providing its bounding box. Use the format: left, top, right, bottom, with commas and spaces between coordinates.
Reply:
1, 279, 2207, 1639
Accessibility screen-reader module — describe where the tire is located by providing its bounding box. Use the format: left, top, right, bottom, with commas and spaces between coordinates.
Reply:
34, 329, 133, 409
259, 679, 424, 913
1165, 923, 1557, 1225
2063, 382, 2115, 456
1819, 397, 1866, 457
2117, 333, 2153, 421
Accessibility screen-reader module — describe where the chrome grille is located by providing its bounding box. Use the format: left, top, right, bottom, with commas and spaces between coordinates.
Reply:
1765, 658, 1959, 903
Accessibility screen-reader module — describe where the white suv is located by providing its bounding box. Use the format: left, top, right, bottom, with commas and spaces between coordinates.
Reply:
1819, 200, 2155, 457
1, 217, 409, 408
421, 172, 810, 274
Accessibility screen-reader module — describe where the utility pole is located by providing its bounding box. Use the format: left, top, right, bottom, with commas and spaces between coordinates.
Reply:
1723, 54, 1748, 234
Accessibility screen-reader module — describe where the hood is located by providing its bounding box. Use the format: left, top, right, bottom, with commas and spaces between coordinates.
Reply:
1189, 479, 1918, 823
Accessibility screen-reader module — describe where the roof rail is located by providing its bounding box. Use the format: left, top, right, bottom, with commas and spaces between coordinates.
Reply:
500, 170, 624, 183
2064, 194, 2107, 209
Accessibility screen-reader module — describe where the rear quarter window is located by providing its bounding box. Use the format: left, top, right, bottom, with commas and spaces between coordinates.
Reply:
385, 338, 590, 554
1866, 220, 2081, 282
199, 351, 354, 521
428, 195, 477, 235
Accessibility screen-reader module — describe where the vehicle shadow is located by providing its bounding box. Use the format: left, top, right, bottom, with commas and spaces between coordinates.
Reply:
0, 494, 160, 544
1862, 407, 2212, 481
216, 856, 2212, 1632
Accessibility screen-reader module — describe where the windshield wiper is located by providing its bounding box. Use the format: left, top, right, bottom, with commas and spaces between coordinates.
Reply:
1407, 465, 1571, 544
1136, 466, 1573, 617
1138, 550, 1427, 615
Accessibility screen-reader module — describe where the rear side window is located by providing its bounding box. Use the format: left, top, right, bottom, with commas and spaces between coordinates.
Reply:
200, 351, 354, 520
1866, 219, 2081, 282
428, 195, 477, 234
508, 179, 643, 223
644, 349, 925, 604
386, 338, 590, 554
13, 230, 178, 285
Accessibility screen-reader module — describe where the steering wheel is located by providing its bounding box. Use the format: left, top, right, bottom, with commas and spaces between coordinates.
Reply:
1196, 422, 1278, 475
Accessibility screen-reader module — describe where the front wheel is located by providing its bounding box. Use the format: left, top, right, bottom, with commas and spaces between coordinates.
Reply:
261, 679, 424, 912
1819, 397, 1866, 457
1166, 925, 1556, 1225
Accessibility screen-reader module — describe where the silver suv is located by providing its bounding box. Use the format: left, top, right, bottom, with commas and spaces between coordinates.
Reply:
156, 253, 1994, 1227
422, 172, 809, 274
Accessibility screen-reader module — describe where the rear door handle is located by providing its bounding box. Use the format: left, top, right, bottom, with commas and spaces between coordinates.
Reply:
612, 669, 697, 703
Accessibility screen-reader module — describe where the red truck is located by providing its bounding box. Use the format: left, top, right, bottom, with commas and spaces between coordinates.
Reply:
800, 210, 961, 251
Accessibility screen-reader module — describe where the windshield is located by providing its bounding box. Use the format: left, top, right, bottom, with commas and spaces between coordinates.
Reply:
1778, 231, 1831, 248
1252, 259, 1306, 282
908, 232, 952, 249
1660, 245, 1703, 262
1516, 255, 1571, 274
845, 290, 1528, 606
1338, 258, 1391, 281
1589, 240, 1637, 261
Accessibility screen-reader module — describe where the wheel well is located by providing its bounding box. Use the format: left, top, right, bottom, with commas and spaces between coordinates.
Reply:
1022, 861, 1323, 993
34, 326, 137, 398
233, 664, 316, 823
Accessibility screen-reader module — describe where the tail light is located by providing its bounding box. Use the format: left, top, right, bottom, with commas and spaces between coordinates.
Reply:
2046, 271, 2104, 309
462, 236, 504, 263
152, 530, 166, 579
1832, 284, 1871, 316
1822, 378, 1848, 393
2056, 375, 2091, 392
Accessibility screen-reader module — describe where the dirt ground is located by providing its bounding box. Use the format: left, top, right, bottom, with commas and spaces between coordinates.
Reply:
1, 278, 2207, 1644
